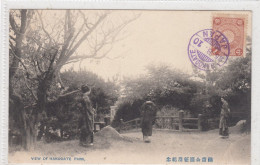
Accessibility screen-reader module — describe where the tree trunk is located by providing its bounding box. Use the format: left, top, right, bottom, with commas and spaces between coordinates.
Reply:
32, 72, 56, 143
9, 9, 30, 150
9, 94, 32, 150
25, 126, 32, 150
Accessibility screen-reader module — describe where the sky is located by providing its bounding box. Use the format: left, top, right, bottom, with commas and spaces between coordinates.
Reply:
62, 10, 251, 80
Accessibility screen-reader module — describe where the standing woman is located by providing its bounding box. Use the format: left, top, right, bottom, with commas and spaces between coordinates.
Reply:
140, 100, 158, 143
219, 97, 230, 137
79, 85, 95, 147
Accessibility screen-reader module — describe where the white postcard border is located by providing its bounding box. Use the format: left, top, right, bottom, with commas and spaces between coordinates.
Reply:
1, 0, 260, 165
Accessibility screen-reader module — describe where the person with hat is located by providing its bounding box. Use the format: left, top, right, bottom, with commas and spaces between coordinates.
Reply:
140, 100, 158, 143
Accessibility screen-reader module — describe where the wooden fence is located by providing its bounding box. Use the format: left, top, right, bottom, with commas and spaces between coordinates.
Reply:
118, 110, 202, 132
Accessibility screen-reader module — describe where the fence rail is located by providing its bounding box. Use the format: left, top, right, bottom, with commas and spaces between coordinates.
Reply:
118, 111, 202, 132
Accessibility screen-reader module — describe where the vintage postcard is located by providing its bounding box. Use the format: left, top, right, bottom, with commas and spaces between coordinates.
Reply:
1, 1, 260, 165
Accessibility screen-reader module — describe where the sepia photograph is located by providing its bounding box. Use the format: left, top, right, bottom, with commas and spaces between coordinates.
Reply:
7, 9, 252, 164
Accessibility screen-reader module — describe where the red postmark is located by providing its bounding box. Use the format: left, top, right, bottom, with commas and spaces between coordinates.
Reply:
213, 15, 246, 56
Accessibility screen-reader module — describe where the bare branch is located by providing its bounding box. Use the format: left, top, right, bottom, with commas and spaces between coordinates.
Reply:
22, 73, 38, 101
10, 48, 31, 78
57, 31, 74, 66
65, 45, 112, 65
78, 10, 91, 29
36, 10, 52, 45
66, 53, 95, 63
57, 71, 65, 89
36, 57, 44, 73
67, 23, 84, 52
67, 13, 108, 57
32, 55, 40, 75
47, 49, 59, 72
55, 13, 109, 71
9, 13, 18, 33
9, 41, 15, 50
59, 89, 81, 98
56, 11, 75, 66
93, 45, 113, 59
34, 45, 44, 74
67, 10, 72, 30
9, 35, 16, 42
66, 12, 139, 65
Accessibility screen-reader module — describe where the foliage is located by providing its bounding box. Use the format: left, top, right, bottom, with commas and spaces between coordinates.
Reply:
9, 9, 138, 148
191, 37, 252, 128
122, 64, 199, 106
113, 45, 252, 130
112, 99, 143, 128
112, 64, 201, 125
36, 69, 120, 142
60, 68, 120, 113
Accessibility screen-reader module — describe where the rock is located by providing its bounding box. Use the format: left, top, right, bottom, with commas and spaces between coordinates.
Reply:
95, 126, 122, 139
236, 120, 246, 126
229, 120, 246, 134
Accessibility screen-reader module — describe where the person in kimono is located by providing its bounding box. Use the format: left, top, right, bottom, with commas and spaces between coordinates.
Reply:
79, 85, 95, 147
219, 97, 230, 137
140, 100, 158, 143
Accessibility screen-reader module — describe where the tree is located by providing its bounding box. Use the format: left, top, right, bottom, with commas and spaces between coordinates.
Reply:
112, 64, 200, 126
60, 68, 120, 113
9, 9, 139, 150
191, 37, 252, 127
211, 37, 251, 127
121, 64, 198, 107
9, 10, 32, 149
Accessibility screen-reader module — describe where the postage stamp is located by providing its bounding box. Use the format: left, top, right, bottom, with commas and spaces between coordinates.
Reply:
212, 14, 247, 57
1, 1, 260, 165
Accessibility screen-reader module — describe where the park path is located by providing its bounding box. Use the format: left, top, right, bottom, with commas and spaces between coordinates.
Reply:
83, 129, 250, 164
9, 129, 250, 164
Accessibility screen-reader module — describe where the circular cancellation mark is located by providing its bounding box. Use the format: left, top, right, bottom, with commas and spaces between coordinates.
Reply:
187, 29, 230, 71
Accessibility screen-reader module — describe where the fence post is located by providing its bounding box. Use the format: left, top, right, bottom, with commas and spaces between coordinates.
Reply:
135, 119, 138, 129
179, 110, 184, 132
169, 117, 173, 129
104, 117, 110, 126
198, 114, 202, 131
119, 119, 124, 132
162, 118, 165, 129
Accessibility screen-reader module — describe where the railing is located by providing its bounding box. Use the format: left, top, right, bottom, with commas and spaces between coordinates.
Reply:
119, 118, 141, 131
118, 110, 202, 132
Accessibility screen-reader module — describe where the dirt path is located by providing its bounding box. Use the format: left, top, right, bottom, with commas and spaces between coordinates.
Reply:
9, 129, 250, 164
84, 129, 250, 164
